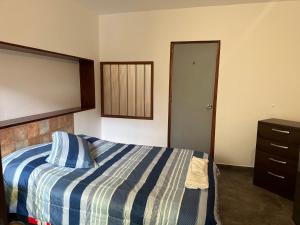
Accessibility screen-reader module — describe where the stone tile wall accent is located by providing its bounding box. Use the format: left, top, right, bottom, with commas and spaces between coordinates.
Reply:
0, 114, 74, 157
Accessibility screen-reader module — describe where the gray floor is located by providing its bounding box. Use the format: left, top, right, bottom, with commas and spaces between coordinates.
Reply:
218, 166, 295, 225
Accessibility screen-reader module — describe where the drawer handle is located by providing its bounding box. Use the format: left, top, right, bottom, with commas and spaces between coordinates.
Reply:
271, 128, 290, 134
267, 171, 285, 179
268, 158, 287, 165
270, 143, 289, 149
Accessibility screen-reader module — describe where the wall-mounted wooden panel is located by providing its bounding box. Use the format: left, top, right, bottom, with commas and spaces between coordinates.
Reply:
0, 49, 81, 121
136, 65, 145, 117
101, 62, 153, 120
0, 41, 95, 129
103, 65, 111, 115
119, 65, 128, 116
128, 64, 136, 117
111, 65, 120, 115
145, 64, 152, 118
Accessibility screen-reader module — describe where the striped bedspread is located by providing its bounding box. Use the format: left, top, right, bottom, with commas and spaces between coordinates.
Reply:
2, 136, 220, 225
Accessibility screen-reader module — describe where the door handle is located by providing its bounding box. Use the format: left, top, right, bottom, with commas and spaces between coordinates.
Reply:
206, 104, 213, 110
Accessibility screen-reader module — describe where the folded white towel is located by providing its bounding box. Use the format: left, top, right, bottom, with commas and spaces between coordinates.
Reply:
185, 156, 209, 190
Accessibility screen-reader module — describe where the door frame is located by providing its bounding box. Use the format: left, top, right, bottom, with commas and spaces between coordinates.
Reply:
167, 40, 221, 158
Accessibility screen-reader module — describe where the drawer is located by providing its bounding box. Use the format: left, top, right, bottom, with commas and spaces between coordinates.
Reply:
258, 123, 300, 144
253, 166, 296, 199
256, 137, 299, 160
255, 150, 297, 174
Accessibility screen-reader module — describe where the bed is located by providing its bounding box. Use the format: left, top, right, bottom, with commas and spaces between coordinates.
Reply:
2, 135, 220, 225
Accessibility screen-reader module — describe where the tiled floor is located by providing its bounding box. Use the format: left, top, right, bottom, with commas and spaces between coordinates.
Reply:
218, 166, 295, 225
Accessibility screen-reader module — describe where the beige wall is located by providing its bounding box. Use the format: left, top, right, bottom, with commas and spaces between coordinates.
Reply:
1, 0, 300, 167
0, 49, 81, 121
99, 1, 300, 167
0, 0, 101, 137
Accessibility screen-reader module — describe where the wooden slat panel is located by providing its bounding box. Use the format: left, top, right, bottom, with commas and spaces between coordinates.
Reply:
101, 62, 153, 119
103, 65, 111, 115
119, 65, 128, 116
128, 65, 136, 116
111, 65, 119, 115
145, 64, 152, 117
136, 65, 145, 117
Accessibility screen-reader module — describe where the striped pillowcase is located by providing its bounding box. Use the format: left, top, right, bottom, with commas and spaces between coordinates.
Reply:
46, 132, 96, 168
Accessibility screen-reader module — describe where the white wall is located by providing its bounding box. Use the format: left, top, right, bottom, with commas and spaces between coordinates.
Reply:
1, 0, 300, 167
0, 0, 101, 137
99, 1, 300, 167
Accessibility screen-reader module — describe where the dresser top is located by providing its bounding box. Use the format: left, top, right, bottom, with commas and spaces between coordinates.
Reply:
259, 118, 300, 129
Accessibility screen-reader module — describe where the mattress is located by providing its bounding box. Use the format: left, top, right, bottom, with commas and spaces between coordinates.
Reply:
2, 135, 220, 225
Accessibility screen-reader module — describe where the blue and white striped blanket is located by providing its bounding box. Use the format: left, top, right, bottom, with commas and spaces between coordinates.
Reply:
2, 136, 220, 225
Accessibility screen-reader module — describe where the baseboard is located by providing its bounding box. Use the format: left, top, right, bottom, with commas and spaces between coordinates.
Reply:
217, 163, 254, 172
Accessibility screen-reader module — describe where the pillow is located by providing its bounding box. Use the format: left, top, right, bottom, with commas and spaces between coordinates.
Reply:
46, 131, 96, 168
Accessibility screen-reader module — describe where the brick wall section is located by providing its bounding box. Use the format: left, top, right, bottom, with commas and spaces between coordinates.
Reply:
0, 114, 74, 157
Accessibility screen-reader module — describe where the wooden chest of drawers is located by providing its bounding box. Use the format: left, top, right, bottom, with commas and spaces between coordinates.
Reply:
254, 119, 300, 200
294, 165, 300, 225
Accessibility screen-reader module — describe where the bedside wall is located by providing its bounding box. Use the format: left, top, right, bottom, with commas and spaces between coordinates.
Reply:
99, 0, 300, 167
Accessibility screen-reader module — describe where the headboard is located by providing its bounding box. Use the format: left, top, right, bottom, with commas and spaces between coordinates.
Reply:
0, 114, 74, 157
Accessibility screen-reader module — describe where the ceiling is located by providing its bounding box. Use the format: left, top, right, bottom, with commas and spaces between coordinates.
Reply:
76, 0, 286, 15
